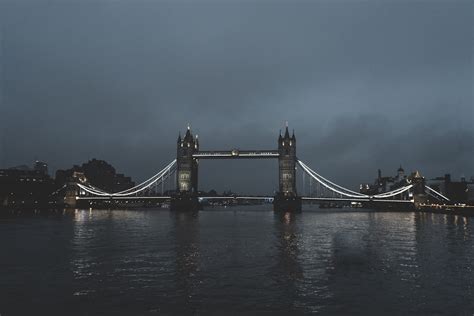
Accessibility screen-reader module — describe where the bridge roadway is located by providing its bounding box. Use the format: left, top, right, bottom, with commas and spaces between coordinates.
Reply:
76, 196, 413, 204
193, 150, 279, 159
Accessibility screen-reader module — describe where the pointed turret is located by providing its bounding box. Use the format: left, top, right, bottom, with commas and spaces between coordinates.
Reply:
177, 132, 182, 143
411, 170, 426, 197
184, 125, 193, 142
195, 134, 199, 149
397, 164, 405, 179
291, 129, 296, 141
283, 121, 290, 139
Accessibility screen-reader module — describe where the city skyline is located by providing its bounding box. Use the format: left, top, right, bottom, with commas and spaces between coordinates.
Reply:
1, 125, 472, 196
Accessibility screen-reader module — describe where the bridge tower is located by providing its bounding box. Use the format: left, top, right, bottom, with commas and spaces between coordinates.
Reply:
62, 171, 87, 208
63, 183, 79, 208
274, 124, 301, 212
411, 170, 427, 207
171, 126, 200, 211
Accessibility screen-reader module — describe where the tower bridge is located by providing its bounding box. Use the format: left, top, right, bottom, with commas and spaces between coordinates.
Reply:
173, 124, 298, 211
66, 124, 451, 212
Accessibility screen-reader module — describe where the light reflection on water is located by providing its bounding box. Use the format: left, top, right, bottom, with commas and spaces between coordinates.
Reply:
0, 207, 473, 314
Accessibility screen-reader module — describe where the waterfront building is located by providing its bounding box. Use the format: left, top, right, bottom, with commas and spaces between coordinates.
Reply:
428, 174, 473, 203
0, 163, 55, 207
360, 166, 408, 195
55, 158, 135, 193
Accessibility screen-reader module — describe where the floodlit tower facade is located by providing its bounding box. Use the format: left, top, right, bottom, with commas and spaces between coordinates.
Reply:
274, 123, 301, 212
176, 126, 198, 194
278, 125, 297, 196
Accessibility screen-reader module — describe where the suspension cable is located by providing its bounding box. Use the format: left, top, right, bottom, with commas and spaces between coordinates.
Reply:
76, 160, 176, 197
298, 160, 367, 196
425, 185, 450, 201
298, 160, 414, 199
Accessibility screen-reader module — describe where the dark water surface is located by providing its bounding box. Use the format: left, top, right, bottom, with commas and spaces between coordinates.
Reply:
1, 207, 473, 315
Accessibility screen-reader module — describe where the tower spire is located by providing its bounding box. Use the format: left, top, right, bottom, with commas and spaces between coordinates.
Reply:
284, 122, 290, 138
184, 124, 192, 140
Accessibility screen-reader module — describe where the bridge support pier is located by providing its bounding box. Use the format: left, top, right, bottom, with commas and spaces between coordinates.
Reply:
63, 182, 79, 208
273, 193, 302, 212
170, 193, 201, 212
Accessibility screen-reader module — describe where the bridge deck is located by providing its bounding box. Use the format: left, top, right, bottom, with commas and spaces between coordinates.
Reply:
76, 196, 171, 200
77, 196, 413, 204
301, 197, 413, 203
193, 150, 279, 159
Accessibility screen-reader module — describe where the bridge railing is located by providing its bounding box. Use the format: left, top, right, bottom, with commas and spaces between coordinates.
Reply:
193, 150, 279, 158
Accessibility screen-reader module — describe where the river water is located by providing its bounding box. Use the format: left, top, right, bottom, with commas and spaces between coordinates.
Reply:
1, 206, 473, 315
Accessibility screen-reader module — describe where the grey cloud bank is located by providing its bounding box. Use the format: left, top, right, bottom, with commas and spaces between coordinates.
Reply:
0, 0, 472, 194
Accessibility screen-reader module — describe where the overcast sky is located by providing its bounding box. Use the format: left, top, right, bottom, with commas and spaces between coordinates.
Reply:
0, 0, 472, 194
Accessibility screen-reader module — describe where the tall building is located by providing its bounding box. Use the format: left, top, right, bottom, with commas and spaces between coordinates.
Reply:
274, 123, 301, 212
360, 165, 409, 195
55, 159, 135, 193
176, 126, 199, 193
428, 174, 472, 203
278, 125, 297, 196
0, 162, 55, 207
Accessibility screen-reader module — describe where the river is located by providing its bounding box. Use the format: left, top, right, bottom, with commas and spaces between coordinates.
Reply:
1, 206, 473, 315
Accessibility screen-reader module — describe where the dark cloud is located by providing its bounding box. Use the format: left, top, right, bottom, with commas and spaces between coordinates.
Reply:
0, 0, 472, 194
